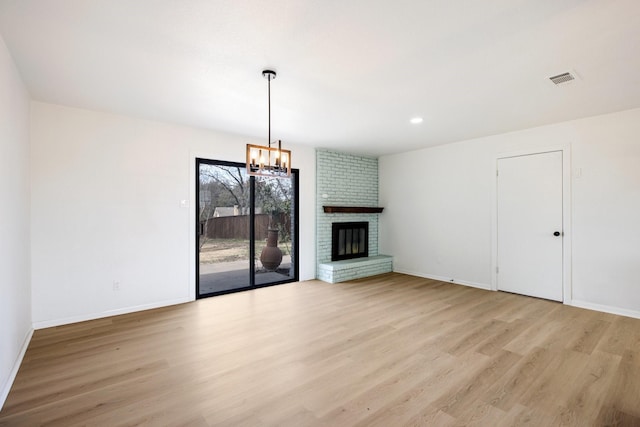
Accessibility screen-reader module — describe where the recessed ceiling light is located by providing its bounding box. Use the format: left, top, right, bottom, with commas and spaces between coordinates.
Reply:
410, 117, 423, 124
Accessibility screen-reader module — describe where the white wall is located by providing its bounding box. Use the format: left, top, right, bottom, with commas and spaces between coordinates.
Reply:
30, 102, 316, 328
380, 108, 640, 317
0, 35, 32, 408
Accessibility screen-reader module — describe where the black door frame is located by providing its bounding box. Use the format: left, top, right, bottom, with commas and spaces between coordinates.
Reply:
195, 158, 299, 298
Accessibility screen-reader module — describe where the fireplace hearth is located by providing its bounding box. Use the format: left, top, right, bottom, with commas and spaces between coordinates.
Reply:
332, 222, 368, 261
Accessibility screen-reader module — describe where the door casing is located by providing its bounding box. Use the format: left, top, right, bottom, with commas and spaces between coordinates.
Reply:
491, 145, 572, 303
496, 151, 563, 300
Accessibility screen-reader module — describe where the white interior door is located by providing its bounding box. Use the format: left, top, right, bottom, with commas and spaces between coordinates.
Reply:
497, 151, 563, 301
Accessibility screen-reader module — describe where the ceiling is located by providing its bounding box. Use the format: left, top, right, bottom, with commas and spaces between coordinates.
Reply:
1, 0, 639, 157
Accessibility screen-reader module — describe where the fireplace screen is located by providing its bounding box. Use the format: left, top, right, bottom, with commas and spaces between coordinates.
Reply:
332, 222, 368, 261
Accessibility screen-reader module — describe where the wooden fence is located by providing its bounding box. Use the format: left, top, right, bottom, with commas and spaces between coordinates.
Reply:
202, 213, 291, 240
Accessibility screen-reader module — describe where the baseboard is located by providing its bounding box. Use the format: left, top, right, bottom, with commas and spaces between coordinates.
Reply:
569, 299, 640, 320
1, 327, 33, 411
393, 268, 492, 291
33, 296, 191, 330
393, 271, 640, 319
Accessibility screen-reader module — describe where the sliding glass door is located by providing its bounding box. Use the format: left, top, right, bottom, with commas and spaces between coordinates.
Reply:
196, 159, 298, 298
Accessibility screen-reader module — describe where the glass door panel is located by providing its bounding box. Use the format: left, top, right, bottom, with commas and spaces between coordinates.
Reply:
253, 175, 296, 286
197, 161, 251, 296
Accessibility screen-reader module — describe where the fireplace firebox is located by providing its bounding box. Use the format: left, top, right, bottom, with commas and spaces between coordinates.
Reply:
332, 222, 368, 261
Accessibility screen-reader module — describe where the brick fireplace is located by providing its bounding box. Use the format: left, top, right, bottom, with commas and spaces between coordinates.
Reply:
316, 150, 392, 283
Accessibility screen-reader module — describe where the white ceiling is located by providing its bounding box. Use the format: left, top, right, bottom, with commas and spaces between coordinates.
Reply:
1, 0, 639, 156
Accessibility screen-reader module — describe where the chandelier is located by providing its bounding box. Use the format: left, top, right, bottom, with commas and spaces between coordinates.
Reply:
246, 69, 291, 178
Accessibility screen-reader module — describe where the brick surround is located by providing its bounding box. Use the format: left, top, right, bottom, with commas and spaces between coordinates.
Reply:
316, 150, 392, 282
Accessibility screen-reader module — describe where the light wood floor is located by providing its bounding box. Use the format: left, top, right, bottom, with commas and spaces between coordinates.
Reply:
2, 273, 640, 426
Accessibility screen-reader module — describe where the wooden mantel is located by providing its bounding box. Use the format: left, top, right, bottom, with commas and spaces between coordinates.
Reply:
323, 206, 384, 214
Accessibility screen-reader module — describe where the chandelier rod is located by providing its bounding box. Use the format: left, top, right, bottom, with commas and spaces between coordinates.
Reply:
268, 73, 271, 147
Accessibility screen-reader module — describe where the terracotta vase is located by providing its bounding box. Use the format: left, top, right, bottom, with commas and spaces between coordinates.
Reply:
260, 229, 283, 271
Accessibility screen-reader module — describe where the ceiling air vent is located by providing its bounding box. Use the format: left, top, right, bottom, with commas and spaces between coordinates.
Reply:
549, 72, 575, 85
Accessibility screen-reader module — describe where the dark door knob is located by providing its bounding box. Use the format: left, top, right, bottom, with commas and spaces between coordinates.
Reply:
553, 231, 561, 236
